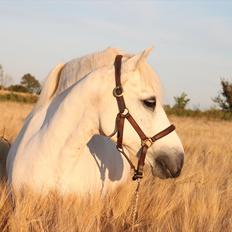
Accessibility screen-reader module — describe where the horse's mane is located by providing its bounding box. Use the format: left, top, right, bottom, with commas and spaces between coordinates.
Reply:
34, 47, 162, 112
56, 47, 126, 95
34, 47, 124, 112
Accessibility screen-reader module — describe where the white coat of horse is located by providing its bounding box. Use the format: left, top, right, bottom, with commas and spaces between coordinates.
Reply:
7, 48, 184, 195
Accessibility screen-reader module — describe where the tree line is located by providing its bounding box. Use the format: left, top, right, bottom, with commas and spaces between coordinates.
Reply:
1, 64, 232, 111
0, 65, 41, 94
169, 80, 232, 112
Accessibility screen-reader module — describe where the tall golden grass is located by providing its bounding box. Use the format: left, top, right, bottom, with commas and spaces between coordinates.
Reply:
0, 102, 232, 231
0, 102, 33, 142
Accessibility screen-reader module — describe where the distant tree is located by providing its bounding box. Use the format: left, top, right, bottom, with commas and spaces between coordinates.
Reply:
213, 79, 232, 111
0, 64, 12, 87
173, 92, 190, 109
20, 73, 41, 94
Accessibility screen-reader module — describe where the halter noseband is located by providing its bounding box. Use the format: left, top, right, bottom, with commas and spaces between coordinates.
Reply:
109, 55, 175, 181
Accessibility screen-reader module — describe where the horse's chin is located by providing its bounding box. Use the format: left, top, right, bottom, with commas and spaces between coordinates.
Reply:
151, 166, 171, 179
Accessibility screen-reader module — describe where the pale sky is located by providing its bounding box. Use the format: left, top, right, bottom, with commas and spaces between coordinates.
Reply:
0, 0, 231, 109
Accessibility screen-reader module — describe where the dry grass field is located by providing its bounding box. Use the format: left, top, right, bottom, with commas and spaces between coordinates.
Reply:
0, 90, 38, 105
0, 102, 232, 231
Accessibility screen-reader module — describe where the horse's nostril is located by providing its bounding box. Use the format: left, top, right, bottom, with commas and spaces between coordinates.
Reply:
155, 153, 184, 179
155, 156, 172, 178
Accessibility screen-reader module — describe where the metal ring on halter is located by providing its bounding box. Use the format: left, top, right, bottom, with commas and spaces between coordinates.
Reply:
141, 137, 153, 148
120, 108, 129, 117
116, 146, 124, 153
113, 86, 123, 97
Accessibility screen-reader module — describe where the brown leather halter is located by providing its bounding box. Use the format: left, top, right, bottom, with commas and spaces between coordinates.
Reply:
109, 55, 175, 181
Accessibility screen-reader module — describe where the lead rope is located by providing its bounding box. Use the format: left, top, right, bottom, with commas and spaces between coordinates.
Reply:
107, 128, 141, 231
106, 114, 141, 231
131, 179, 140, 232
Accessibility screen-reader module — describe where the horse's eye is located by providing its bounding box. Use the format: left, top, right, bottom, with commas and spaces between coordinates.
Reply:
143, 97, 156, 110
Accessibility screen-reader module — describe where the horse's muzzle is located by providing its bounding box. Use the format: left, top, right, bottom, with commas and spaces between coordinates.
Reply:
154, 153, 184, 179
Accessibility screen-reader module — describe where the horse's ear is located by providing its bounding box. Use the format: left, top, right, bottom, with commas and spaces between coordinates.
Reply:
136, 47, 153, 67
122, 47, 153, 73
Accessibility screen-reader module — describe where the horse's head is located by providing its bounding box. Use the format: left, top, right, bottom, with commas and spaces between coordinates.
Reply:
98, 48, 184, 179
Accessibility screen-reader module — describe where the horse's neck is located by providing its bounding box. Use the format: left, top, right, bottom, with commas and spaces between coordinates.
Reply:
8, 65, 131, 194
37, 75, 129, 194
37, 79, 100, 156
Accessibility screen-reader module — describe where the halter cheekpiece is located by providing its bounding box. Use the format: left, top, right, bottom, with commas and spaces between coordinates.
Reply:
109, 55, 175, 181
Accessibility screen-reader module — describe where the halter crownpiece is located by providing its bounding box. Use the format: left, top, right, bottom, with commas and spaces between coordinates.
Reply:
109, 55, 175, 181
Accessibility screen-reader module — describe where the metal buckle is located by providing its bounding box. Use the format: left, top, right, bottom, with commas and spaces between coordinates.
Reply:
132, 166, 144, 180
113, 86, 123, 97
141, 138, 153, 148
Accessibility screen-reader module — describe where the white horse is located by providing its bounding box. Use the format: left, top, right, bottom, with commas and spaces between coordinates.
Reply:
7, 47, 184, 196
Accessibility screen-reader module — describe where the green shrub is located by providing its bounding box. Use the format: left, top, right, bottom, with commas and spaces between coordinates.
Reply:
173, 92, 190, 110
213, 79, 232, 111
